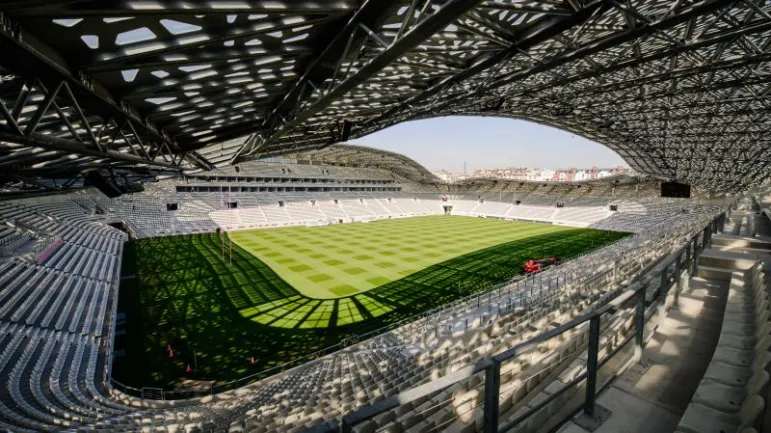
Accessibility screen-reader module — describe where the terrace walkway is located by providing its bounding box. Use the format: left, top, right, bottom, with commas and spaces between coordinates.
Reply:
557, 244, 769, 433
557, 273, 725, 433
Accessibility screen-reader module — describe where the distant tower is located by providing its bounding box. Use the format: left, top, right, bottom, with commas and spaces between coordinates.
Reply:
463, 161, 467, 176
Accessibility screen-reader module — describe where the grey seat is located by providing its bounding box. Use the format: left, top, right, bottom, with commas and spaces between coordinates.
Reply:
711, 335, 771, 368
692, 370, 768, 414
677, 394, 764, 433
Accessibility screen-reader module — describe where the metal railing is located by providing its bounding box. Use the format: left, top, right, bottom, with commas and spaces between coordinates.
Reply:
105, 206, 724, 401
307, 212, 725, 433
107, 234, 634, 400
103, 230, 129, 395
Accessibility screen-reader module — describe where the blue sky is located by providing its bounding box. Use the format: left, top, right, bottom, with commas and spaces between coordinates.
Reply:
350, 116, 627, 174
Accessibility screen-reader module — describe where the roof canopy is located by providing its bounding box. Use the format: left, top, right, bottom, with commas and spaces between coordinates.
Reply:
289, 144, 438, 182
1, 0, 770, 194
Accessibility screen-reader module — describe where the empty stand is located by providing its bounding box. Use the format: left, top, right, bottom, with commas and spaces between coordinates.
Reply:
0, 172, 740, 433
555, 203, 767, 433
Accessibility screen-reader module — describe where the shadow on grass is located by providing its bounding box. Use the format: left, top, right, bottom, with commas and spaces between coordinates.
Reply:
112, 228, 629, 389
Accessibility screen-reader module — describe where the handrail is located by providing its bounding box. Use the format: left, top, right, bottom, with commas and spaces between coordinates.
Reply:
320, 211, 724, 433
108, 235, 628, 399
107, 206, 725, 400
343, 358, 495, 429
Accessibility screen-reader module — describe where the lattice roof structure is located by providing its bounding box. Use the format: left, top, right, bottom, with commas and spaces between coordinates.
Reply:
194, 143, 436, 182
289, 144, 438, 182
1, 0, 771, 196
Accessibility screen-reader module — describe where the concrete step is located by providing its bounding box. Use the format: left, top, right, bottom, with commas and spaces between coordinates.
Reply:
698, 249, 759, 271
713, 234, 771, 250
696, 265, 736, 282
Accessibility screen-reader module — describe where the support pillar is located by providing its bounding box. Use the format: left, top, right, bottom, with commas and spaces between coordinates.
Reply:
483, 361, 501, 433
693, 237, 700, 275
634, 286, 646, 362
574, 315, 611, 431
584, 316, 601, 416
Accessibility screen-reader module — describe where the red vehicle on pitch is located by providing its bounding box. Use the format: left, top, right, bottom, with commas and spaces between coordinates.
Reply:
523, 256, 561, 273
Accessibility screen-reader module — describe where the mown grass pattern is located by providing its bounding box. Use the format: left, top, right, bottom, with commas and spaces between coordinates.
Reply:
230, 216, 574, 300
113, 216, 629, 389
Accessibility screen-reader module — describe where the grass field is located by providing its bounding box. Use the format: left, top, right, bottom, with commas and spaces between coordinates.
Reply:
113, 216, 630, 389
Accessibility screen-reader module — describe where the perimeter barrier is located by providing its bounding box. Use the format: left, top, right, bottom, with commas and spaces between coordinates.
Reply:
305, 212, 725, 433
107, 207, 726, 401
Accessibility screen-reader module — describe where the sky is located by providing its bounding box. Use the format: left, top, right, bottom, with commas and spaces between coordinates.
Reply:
350, 116, 627, 174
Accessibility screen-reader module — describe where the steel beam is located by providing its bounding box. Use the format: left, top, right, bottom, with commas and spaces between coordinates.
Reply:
1, 0, 770, 191
85, 17, 331, 70
3, 1, 359, 16
507, 18, 771, 97
228, 0, 400, 162
368, 0, 610, 127
0, 20, 175, 149
2, 173, 60, 191
233, 0, 485, 161
0, 98, 23, 135
552, 53, 771, 102
486, 0, 740, 93
0, 132, 181, 170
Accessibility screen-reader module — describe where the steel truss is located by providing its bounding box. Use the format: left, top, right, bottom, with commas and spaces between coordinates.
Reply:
0, 73, 198, 194
2, 0, 771, 193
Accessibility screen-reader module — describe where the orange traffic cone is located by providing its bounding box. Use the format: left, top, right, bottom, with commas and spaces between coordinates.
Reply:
250, 356, 256, 365
168, 349, 174, 358
185, 364, 192, 374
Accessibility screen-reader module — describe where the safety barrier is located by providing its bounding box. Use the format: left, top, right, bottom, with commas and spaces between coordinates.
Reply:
106, 236, 627, 400
106, 209, 725, 401
308, 212, 724, 433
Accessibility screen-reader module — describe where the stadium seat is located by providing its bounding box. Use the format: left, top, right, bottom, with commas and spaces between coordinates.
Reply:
677, 395, 765, 433
0, 170, 738, 432
677, 261, 769, 433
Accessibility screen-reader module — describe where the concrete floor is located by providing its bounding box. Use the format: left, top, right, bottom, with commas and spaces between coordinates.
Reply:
556, 275, 728, 433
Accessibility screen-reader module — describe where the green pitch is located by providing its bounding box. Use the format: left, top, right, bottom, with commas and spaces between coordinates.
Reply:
113, 216, 629, 389
230, 216, 578, 300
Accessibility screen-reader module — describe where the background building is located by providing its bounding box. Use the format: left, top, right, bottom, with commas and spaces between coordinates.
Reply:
473, 166, 633, 182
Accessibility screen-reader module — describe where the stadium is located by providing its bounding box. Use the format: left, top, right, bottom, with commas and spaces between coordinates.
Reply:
0, 1, 770, 433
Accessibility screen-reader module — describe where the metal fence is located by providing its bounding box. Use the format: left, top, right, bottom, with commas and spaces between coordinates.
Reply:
106, 235, 628, 400
106, 207, 725, 401
308, 212, 724, 433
